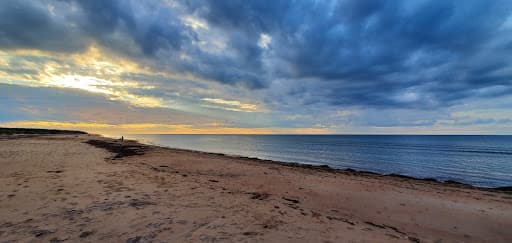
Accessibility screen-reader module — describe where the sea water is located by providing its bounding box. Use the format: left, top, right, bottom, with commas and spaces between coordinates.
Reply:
121, 134, 512, 188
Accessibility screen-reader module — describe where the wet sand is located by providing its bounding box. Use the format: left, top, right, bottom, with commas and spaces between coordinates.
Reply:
0, 134, 511, 242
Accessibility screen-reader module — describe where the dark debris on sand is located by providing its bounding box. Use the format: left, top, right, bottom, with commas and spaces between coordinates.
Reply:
126, 236, 143, 243
129, 200, 156, 209
32, 229, 55, 238
248, 192, 270, 200
84, 140, 147, 159
282, 197, 300, 204
79, 231, 93, 238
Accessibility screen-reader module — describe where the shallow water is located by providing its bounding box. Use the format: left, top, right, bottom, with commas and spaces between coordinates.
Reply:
121, 134, 512, 188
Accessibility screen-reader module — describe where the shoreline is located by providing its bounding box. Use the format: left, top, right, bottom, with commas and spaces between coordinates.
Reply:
1, 133, 512, 242
3, 128, 511, 191
103, 135, 512, 192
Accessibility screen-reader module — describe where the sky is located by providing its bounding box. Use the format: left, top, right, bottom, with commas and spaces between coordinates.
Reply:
1, 0, 512, 134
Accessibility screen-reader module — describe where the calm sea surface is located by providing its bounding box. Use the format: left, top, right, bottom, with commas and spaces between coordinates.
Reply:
121, 135, 512, 188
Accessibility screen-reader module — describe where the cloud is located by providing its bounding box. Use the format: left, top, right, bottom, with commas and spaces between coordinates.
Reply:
3, 0, 511, 104
201, 98, 261, 112
1, 0, 512, 133
0, 0, 190, 55
190, 0, 512, 108
0, 0, 267, 88
0, 1, 89, 52
0, 84, 215, 124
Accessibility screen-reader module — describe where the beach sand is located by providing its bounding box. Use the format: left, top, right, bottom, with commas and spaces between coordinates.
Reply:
0, 134, 511, 242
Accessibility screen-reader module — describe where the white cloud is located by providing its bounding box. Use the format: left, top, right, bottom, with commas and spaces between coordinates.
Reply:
258, 33, 272, 49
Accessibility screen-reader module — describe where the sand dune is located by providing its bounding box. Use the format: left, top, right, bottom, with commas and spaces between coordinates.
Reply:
0, 134, 511, 242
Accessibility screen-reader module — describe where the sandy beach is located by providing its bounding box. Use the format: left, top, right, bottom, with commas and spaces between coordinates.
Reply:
1, 134, 511, 242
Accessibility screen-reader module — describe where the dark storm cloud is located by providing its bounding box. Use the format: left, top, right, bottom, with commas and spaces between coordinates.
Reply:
74, 0, 192, 56
0, 1, 88, 52
191, 0, 512, 107
0, 0, 196, 55
1, 0, 512, 108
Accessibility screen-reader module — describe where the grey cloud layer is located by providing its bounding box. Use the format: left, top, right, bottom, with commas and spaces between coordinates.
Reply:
1, 0, 512, 109
0, 84, 216, 124
195, 0, 512, 107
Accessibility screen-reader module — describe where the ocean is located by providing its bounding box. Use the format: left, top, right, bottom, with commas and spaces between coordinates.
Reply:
121, 134, 512, 188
